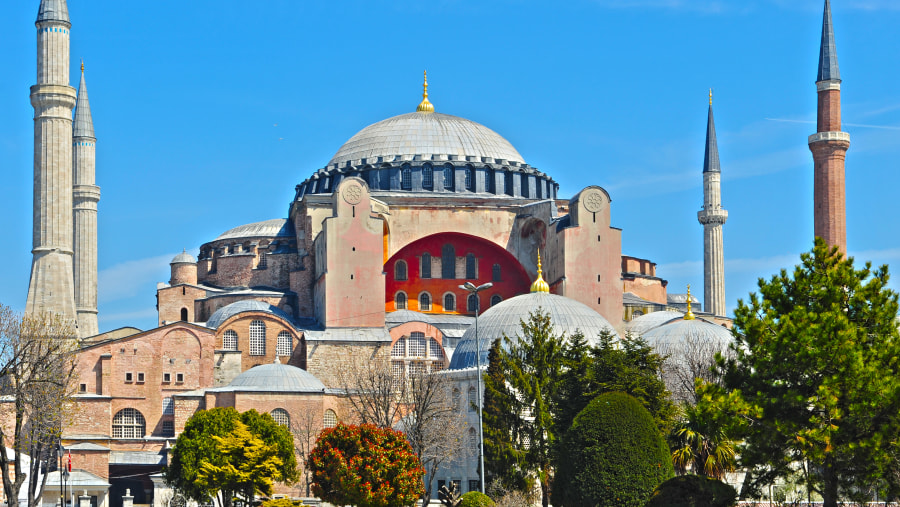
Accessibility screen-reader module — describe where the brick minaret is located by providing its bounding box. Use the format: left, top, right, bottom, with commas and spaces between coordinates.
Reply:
26, 0, 78, 323
809, 0, 850, 254
697, 90, 728, 317
73, 65, 100, 337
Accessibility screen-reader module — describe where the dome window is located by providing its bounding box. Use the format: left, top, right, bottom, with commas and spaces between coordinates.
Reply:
223, 330, 238, 351
423, 164, 434, 190
401, 164, 412, 190
521, 174, 530, 198
276, 331, 292, 357
443, 163, 454, 190
249, 320, 266, 356
504, 170, 514, 196
464, 165, 474, 191
485, 167, 496, 194
536, 180, 544, 199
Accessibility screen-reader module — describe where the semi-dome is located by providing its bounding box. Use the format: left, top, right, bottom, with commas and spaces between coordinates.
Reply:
626, 310, 685, 337
214, 219, 293, 242
206, 300, 295, 329
328, 112, 525, 168
212, 361, 325, 393
448, 292, 618, 370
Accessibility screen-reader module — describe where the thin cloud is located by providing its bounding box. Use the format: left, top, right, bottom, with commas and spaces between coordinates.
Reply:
98, 253, 179, 303
766, 117, 900, 131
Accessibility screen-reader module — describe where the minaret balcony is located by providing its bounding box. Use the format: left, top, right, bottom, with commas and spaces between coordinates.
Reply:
698, 209, 728, 226
808, 131, 850, 145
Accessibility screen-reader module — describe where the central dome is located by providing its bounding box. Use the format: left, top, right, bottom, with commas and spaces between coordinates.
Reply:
328, 112, 526, 168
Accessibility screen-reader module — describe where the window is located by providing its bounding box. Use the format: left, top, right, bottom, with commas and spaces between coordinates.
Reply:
468, 427, 477, 452
492, 263, 502, 282
324, 409, 337, 429
485, 167, 495, 194
79, 383, 86, 393
401, 164, 412, 190
422, 164, 433, 190
408, 332, 426, 357
468, 386, 477, 412
162, 397, 174, 415
180, 308, 188, 321
163, 373, 171, 383
452, 389, 461, 410
443, 293, 456, 312
491, 295, 503, 307
277, 331, 292, 356
249, 320, 266, 355
175, 373, 184, 383
112, 408, 146, 439
408, 362, 426, 378
271, 408, 290, 427
136, 372, 145, 383
428, 338, 443, 359
419, 293, 432, 312
536, 179, 543, 199
421, 253, 432, 278
257, 252, 267, 269
223, 330, 238, 350
441, 244, 455, 279
395, 291, 407, 310
125, 372, 133, 383
443, 164, 454, 190
464, 165, 474, 191
391, 337, 406, 358
465, 253, 476, 279
391, 362, 404, 390
504, 170, 514, 196
521, 173, 530, 198
469, 480, 480, 493
162, 420, 175, 437
395, 260, 408, 281
467, 294, 479, 313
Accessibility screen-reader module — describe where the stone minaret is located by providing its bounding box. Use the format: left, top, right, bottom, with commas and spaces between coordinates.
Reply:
809, 0, 850, 254
26, 0, 78, 323
697, 90, 728, 317
73, 64, 100, 337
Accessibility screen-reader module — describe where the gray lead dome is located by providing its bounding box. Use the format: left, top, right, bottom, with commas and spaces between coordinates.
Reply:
213, 362, 326, 393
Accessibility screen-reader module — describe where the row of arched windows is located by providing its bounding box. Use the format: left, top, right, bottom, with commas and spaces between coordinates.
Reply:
391, 332, 446, 388
393, 247, 502, 282
393, 164, 547, 197
394, 291, 502, 312
221, 321, 293, 357
270, 408, 337, 429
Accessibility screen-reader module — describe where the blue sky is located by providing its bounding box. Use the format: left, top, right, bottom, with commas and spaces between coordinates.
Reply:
1, 0, 898, 332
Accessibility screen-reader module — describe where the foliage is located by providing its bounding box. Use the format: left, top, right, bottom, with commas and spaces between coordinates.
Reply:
458, 491, 494, 507
554, 392, 673, 507
307, 423, 424, 507
670, 386, 739, 480
0, 306, 78, 507
482, 339, 528, 492
166, 407, 241, 504
645, 475, 737, 507
486, 480, 539, 507
437, 482, 462, 506
710, 239, 900, 506
259, 499, 306, 507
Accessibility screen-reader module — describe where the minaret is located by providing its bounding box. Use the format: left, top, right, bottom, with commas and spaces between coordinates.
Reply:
697, 90, 728, 317
26, 0, 78, 323
73, 62, 100, 337
809, 0, 850, 254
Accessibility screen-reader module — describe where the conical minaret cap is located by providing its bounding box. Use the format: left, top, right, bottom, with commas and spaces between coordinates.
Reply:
37, 0, 70, 23
74, 70, 95, 139
703, 89, 720, 174
817, 0, 841, 82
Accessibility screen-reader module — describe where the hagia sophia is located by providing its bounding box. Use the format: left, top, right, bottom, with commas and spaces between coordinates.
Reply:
6, 0, 850, 506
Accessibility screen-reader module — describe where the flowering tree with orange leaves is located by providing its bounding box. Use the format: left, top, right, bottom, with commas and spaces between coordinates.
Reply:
307, 423, 424, 507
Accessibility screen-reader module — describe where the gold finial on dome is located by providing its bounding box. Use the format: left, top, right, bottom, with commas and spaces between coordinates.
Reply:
684, 284, 696, 320
416, 70, 435, 114
530, 250, 550, 294
709, 88, 713, 106
81, 58, 84, 73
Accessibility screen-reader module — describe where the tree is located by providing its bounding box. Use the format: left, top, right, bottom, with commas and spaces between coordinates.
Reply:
307, 423, 424, 507
670, 390, 738, 480
0, 306, 78, 507
482, 339, 528, 493
712, 239, 900, 506
646, 475, 737, 507
554, 392, 673, 507
289, 408, 321, 497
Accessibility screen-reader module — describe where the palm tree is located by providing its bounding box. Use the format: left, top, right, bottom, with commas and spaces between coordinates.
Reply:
671, 401, 738, 480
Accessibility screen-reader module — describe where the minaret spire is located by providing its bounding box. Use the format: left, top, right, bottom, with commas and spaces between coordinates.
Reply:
697, 91, 728, 316
73, 67, 101, 337
809, 0, 850, 254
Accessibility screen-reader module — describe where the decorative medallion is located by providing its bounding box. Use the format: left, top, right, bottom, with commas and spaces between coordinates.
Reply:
342, 182, 363, 205
583, 190, 604, 212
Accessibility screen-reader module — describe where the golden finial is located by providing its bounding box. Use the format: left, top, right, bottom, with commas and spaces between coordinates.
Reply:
709, 88, 713, 106
416, 70, 435, 114
81, 58, 84, 73
530, 250, 550, 294
684, 284, 696, 320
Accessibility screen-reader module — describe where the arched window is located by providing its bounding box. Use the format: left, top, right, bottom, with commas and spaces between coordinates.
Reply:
443, 164, 454, 190
467, 294, 479, 313
491, 295, 503, 307
428, 338, 444, 359
409, 332, 426, 357
395, 292, 407, 310
504, 170, 514, 196
422, 164, 434, 190
468, 386, 477, 412
536, 179, 543, 199
443, 293, 456, 312
180, 308, 188, 321
395, 260, 408, 281
442, 244, 455, 279
162, 397, 174, 415
324, 409, 337, 429
223, 330, 238, 350
468, 427, 478, 452
466, 253, 476, 279
492, 264, 502, 282
392, 337, 406, 358
271, 408, 290, 427
249, 320, 266, 356
419, 293, 432, 312
521, 174, 530, 198
452, 389, 461, 410
112, 408, 146, 439
464, 165, 474, 191
421, 253, 432, 279
401, 164, 412, 190
276, 331, 292, 356
631, 310, 644, 320
485, 167, 495, 194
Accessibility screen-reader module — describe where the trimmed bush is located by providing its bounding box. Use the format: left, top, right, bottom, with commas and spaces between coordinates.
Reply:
646, 475, 737, 507
459, 491, 495, 507
553, 392, 674, 507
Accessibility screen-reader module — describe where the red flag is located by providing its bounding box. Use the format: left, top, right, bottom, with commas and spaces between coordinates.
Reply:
66, 451, 71, 472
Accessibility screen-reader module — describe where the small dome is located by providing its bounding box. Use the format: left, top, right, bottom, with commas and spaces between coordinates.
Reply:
328, 112, 525, 168
641, 318, 733, 353
206, 300, 295, 329
626, 310, 684, 337
214, 219, 293, 241
448, 292, 618, 370
224, 362, 325, 393
171, 250, 196, 264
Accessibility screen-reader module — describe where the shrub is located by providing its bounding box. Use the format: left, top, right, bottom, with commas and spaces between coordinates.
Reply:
553, 392, 674, 507
646, 475, 737, 507
459, 491, 495, 507
259, 499, 306, 507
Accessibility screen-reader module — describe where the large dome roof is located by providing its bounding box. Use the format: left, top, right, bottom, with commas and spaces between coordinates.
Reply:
214, 219, 292, 242
448, 292, 618, 370
328, 112, 525, 168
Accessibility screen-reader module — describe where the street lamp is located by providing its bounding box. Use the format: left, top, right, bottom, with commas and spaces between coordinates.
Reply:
458, 281, 493, 493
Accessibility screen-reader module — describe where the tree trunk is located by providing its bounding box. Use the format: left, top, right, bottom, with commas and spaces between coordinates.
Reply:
822, 458, 839, 507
